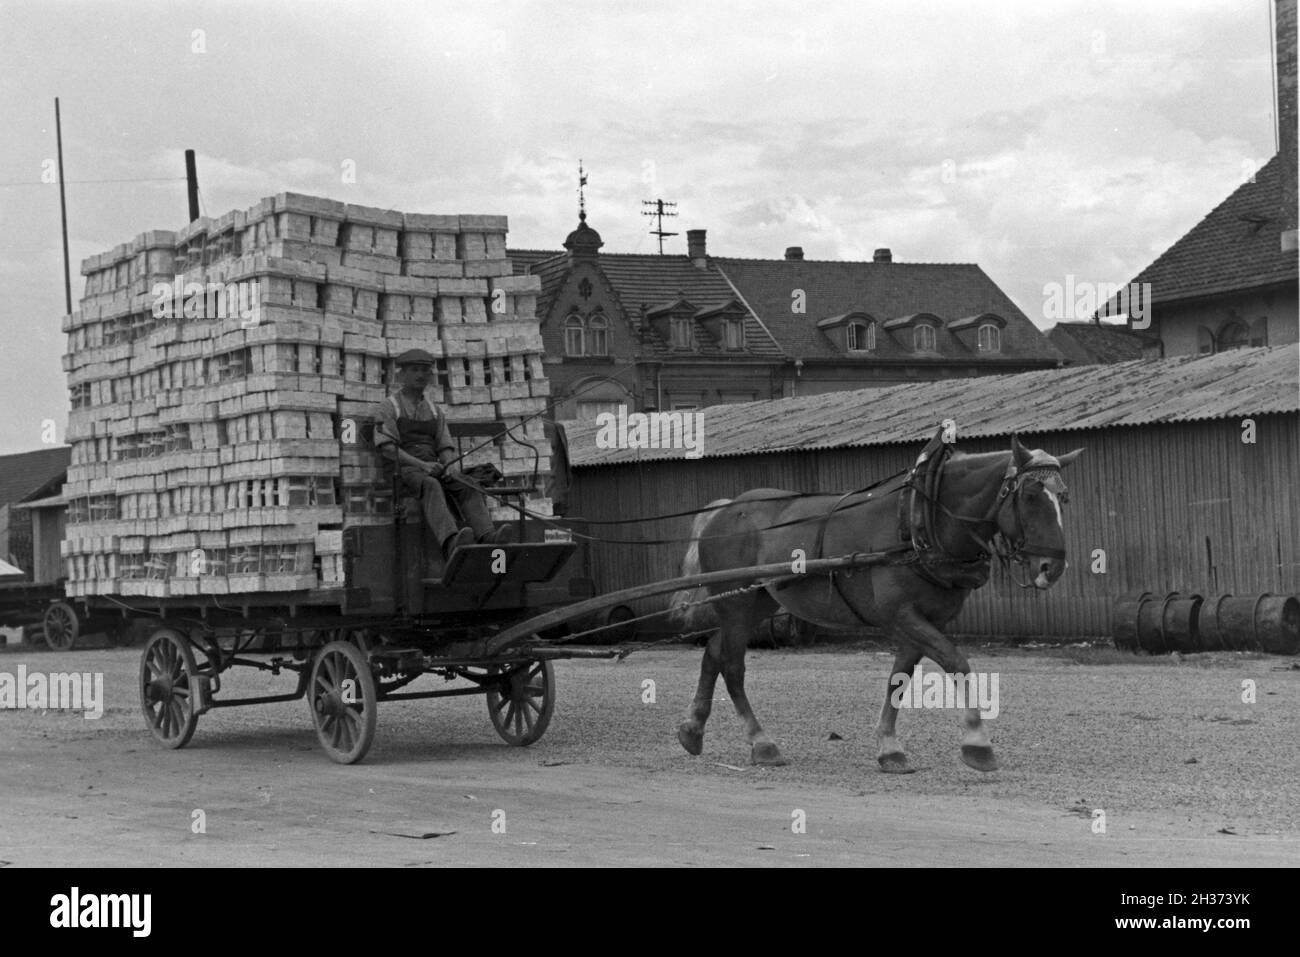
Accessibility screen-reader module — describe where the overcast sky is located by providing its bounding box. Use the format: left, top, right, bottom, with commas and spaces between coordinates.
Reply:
0, 0, 1282, 454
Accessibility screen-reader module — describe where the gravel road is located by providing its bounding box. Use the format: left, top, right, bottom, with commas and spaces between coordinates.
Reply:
1, 641, 1296, 867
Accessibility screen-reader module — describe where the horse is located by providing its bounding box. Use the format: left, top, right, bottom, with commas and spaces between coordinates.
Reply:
673, 433, 1081, 773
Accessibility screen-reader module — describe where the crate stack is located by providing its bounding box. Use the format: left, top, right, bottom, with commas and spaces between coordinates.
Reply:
61, 192, 552, 598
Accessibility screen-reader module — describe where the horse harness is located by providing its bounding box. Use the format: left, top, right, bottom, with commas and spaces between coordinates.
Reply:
810, 432, 1070, 624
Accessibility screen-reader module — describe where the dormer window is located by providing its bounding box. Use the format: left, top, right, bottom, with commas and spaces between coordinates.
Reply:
946, 312, 1005, 355
914, 324, 937, 352
671, 317, 694, 349
848, 321, 875, 352
817, 312, 877, 353
722, 318, 745, 350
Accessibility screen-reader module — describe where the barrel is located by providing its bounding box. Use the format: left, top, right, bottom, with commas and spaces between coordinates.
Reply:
1113, 591, 1202, 653
1112, 591, 1153, 651
1198, 594, 1300, 655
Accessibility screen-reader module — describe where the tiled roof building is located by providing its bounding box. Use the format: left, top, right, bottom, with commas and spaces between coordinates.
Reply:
1047, 321, 1161, 366
1107, 3, 1298, 356
512, 221, 1063, 419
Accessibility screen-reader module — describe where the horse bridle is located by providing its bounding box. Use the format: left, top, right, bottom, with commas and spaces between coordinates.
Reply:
984, 463, 1069, 587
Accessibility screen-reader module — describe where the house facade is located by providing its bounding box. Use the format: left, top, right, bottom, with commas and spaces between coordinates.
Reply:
511, 221, 1063, 420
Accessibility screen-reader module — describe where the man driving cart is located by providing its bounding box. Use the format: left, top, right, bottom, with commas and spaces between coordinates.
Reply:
373, 349, 515, 561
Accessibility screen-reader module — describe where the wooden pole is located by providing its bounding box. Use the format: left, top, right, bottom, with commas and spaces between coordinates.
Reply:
185, 149, 200, 222
54, 98, 71, 315
483, 550, 900, 655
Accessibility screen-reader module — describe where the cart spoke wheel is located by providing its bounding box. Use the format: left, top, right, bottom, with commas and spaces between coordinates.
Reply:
486, 659, 554, 747
309, 640, 377, 765
139, 628, 199, 749
43, 601, 80, 652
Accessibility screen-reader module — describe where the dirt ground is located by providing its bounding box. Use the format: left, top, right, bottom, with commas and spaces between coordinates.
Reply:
1, 639, 1297, 867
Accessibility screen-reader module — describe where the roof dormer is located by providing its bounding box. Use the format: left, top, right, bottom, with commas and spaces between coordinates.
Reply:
694, 299, 748, 351
883, 313, 943, 353
817, 311, 878, 353
947, 312, 1006, 353
645, 296, 697, 350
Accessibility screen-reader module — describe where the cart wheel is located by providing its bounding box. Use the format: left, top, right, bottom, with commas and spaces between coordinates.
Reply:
139, 628, 200, 749
486, 659, 555, 746
309, 640, 377, 765
43, 601, 80, 651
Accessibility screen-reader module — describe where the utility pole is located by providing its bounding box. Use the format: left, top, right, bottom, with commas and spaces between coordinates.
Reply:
54, 98, 71, 315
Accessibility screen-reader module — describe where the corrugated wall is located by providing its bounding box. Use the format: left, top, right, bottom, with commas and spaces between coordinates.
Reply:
567, 414, 1299, 639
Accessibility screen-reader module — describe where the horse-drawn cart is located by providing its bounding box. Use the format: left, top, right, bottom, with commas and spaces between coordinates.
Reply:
113, 515, 631, 763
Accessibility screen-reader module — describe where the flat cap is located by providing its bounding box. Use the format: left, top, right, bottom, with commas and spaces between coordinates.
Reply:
394, 348, 437, 367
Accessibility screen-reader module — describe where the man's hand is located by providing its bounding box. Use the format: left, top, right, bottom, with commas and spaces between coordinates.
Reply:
423, 461, 445, 479
441, 463, 462, 480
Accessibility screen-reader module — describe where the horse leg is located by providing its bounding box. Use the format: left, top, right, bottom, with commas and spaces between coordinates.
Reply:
892, 605, 998, 772
713, 597, 786, 766
676, 631, 722, 756
875, 644, 923, 773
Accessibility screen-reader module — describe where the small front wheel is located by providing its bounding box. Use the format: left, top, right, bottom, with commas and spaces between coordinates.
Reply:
486, 659, 555, 746
309, 640, 378, 764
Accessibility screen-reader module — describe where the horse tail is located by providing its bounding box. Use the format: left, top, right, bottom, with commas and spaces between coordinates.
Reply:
668, 499, 732, 634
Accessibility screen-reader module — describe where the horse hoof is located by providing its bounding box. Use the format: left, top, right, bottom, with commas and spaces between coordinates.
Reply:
677, 723, 703, 756
751, 742, 788, 766
961, 744, 999, 772
877, 752, 915, 774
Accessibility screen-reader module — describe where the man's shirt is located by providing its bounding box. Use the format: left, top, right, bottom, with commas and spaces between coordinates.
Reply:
373, 392, 455, 463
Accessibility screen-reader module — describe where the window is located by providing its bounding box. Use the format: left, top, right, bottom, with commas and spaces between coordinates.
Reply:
977, 323, 1001, 353
914, 323, 937, 352
847, 321, 875, 352
1249, 318, 1268, 347
1218, 320, 1249, 351
576, 400, 622, 419
564, 315, 584, 356
723, 318, 745, 350
587, 314, 609, 356
671, 317, 693, 349
1197, 326, 1215, 355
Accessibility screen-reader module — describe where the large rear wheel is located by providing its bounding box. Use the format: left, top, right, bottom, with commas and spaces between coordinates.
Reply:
43, 601, 80, 651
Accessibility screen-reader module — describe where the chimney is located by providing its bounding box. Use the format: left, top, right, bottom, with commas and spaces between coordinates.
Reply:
686, 229, 707, 267
784, 246, 804, 260
1278, 0, 1297, 249
873, 248, 892, 263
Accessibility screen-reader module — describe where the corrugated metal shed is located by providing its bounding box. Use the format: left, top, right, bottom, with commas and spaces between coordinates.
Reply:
567, 345, 1298, 466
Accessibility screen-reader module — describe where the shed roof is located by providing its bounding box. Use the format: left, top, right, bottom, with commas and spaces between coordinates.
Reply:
0, 446, 71, 507
566, 344, 1298, 466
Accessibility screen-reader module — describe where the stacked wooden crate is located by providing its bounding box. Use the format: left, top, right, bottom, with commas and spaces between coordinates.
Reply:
61, 192, 552, 598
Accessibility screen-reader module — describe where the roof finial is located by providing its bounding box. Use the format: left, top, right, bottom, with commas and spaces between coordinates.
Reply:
578, 160, 588, 223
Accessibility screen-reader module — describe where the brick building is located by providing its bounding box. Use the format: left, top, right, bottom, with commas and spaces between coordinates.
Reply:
511, 218, 1063, 420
